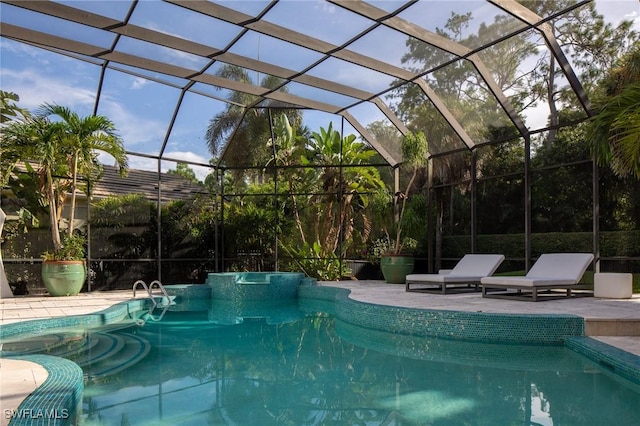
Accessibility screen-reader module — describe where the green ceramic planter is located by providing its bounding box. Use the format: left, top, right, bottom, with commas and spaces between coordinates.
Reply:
41, 260, 86, 296
380, 255, 414, 284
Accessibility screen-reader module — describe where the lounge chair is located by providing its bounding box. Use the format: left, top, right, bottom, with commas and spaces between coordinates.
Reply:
480, 253, 594, 302
405, 254, 505, 294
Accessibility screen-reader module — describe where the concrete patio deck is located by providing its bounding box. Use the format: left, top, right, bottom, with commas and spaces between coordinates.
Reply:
1, 281, 639, 424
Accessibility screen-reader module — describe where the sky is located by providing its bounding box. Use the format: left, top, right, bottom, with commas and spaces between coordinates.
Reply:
1, 0, 639, 182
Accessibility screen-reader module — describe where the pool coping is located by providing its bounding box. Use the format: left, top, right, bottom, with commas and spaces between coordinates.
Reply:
2, 285, 640, 425
3, 354, 83, 426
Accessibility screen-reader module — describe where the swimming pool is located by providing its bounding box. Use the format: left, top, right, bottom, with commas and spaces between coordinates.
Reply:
2, 286, 640, 425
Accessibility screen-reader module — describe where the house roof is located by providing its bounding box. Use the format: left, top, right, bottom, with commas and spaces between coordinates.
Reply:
91, 165, 208, 203
6, 162, 208, 204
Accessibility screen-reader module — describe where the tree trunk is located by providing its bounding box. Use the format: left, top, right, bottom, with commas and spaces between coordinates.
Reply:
46, 170, 62, 251
68, 152, 79, 236
289, 179, 306, 245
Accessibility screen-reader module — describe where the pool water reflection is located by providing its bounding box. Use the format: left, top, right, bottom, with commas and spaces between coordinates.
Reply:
72, 299, 640, 426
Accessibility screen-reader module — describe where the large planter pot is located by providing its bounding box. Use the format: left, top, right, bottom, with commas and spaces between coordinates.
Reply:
380, 255, 414, 284
41, 260, 86, 296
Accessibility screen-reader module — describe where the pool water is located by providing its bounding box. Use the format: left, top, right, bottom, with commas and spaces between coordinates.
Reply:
4, 299, 640, 425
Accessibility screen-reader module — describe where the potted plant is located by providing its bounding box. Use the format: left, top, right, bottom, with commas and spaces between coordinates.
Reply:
369, 131, 428, 283
1, 101, 128, 296
41, 232, 87, 296
368, 235, 418, 283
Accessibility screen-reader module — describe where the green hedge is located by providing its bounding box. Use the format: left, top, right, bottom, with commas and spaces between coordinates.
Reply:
443, 230, 640, 258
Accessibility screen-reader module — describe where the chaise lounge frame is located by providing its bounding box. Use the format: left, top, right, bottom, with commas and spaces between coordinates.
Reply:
480, 253, 595, 302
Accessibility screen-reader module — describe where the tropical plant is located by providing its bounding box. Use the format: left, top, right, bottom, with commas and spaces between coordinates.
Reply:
590, 45, 640, 179
205, 64, 303, 188
1, 114, 67, 252
281, 241, 348, 281
0, 103, 128, 259
0, 90, 28, 124
370, 131, 428, 257
0, 91, 30, 186
367, 236, 418, 263
300, 123, 385, 254
42, 232, 86, 261
38, 104, 128, 237
265, 114, 310, 243
167, 161, 200, 183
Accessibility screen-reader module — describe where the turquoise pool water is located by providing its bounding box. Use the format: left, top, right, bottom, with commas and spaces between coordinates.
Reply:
3, 298, 639, 425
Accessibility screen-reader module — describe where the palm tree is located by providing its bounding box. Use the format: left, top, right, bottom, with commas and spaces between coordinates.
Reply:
591, 45, 640, 179
0, 90, 28, 124
0, 91, 30, 185
1, 103, 127, 255
1, 114, 68, 251
37, 104, 128, 236
205, 65, 302, 186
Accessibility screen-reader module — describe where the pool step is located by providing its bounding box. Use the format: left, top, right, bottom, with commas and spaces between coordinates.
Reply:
70, 332, 126, 367
67, 332, 151, 379
0, 331, 92, 355
83, 332, 151, 380
1, 322, 151, 380
0, 320, 140, 356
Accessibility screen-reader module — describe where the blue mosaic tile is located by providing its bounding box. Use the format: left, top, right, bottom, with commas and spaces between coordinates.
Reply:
299, 285, 583, 344
206, 272, 306, 301
0, 299, 149, 340
297, 285, 639, 386
6, 354, 83, 426
565, 337, 640, 386
164, 284, 212, 311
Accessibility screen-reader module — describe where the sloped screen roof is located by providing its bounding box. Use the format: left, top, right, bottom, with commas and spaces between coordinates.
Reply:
0, 0, 600, 171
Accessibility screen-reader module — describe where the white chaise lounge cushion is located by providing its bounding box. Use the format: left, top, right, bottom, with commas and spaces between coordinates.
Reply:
480, 253, 594, 287
406, 254, 505, 283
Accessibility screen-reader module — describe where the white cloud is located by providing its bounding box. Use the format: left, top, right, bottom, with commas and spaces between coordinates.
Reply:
125, 156, 158, 173
162, 150, 209, 165
0, 68, 95, 111
596, 0, 640, 30
162, 151, 213, 182
625, 10, 640, 29
130, 77, 149, 90
97, 98, 167, 149
3, 67, 171, 153
98, 152, 212, 186
317, 0, 336, 14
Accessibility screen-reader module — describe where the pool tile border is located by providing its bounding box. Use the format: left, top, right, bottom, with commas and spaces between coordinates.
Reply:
565, 336, 640, 386
0, 299, 148, 340
4, 354, 83, 426
299, 285, 640, 385
300, 285, 584, 344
